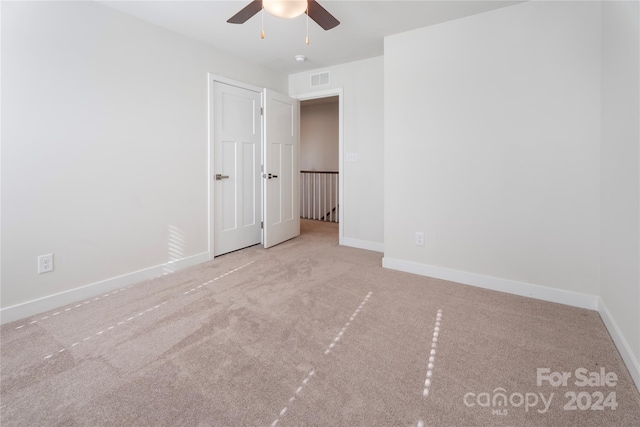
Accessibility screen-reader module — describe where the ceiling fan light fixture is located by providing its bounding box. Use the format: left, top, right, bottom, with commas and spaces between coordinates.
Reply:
263, 0, 307, 19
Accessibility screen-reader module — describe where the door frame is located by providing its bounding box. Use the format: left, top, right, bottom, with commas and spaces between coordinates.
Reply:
207, 74, 264, 260
293, 88, 344, 244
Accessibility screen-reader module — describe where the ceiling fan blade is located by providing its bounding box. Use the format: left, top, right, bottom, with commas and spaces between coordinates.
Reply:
306, 0, 340, 30
227, 0, 262, 24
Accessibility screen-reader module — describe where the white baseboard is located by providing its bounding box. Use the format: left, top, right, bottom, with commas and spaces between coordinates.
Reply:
340, 237, 384, 253
381, 257, 599, 310
0, 252, 210, 325
598, 298, 640, 394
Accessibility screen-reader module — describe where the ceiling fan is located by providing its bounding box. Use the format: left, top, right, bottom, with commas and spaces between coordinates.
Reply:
227, 0, 340, 31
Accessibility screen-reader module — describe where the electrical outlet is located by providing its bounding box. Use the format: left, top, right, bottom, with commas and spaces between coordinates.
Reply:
38, 254, 54, 274
415, 232, 425, 246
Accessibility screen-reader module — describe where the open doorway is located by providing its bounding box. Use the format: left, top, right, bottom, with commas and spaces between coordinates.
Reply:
299, 95, 339, 238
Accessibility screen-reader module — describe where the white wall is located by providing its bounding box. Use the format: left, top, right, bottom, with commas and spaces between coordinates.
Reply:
300, 101, 339, 171
600, 0, 640, 382
384, 1, 602, 301
1, 1, 286, 317
384, 0, 640, 389
290, 57, 384, 251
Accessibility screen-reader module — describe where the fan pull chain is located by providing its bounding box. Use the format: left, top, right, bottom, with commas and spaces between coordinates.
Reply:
261, 6, 265, 39
305, 4, 309, 45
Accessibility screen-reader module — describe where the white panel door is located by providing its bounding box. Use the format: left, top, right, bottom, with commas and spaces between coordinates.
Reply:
263, 89, 300, 248
214, 82, 262, 256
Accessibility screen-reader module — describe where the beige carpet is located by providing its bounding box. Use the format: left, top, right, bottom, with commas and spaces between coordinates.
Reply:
1, 219, 639, 426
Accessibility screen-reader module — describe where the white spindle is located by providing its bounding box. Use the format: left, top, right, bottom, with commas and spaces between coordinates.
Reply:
299, 172, 338, 223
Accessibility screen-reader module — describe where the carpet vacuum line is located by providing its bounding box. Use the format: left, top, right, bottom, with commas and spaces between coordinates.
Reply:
417, 309, 443, 427
14, 285, 136, 330
16, 260, 255, 330
270, 290, 373, 427
40, 261, 254, 361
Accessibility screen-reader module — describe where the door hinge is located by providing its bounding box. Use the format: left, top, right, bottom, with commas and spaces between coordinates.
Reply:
260, 107, 264, 116
261, 221, 264, 229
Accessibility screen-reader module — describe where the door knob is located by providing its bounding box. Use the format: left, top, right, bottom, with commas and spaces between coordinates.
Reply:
215, 174, 229, 180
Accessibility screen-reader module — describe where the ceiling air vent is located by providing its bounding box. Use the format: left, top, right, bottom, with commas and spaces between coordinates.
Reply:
310, 71, 330, 87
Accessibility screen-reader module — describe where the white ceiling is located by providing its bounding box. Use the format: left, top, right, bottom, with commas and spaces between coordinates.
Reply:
100, 0, 521, 75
